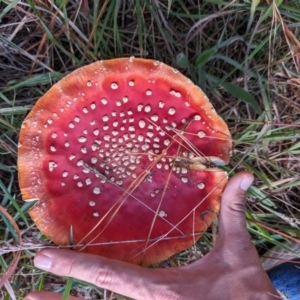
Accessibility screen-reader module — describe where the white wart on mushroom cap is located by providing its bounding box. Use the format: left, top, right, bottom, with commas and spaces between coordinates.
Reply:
18, 57, 232, 265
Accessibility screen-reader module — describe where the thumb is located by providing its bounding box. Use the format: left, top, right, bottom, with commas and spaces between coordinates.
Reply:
216, 171, 254, 250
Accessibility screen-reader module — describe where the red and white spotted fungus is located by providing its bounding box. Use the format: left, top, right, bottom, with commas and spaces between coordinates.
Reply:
18, 57, 232, 265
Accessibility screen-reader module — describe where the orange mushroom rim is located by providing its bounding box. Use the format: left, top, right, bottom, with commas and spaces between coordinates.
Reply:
18, 57, 232, 266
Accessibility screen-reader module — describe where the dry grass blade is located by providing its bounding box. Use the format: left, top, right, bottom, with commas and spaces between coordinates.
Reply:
261, 241, 300, 271
0, 205, 22, 291
269, 0, 300, 74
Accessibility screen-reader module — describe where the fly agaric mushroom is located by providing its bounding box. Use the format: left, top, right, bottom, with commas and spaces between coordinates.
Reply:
18, 57, 232, 266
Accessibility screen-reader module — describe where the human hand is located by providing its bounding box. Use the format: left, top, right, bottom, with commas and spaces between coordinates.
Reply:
24, 172, 279, 300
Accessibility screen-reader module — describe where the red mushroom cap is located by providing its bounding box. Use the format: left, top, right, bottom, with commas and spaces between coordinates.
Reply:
18, 58, 232, 265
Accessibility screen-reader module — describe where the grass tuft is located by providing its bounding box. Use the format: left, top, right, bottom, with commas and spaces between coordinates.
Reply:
0, 0, 300, 299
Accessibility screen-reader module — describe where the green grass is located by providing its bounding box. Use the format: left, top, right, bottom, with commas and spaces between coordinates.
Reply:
1, 0, 300, 299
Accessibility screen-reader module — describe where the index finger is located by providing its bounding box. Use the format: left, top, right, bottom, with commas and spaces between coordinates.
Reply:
25, 292, 81, 300
28, 249, 160, 300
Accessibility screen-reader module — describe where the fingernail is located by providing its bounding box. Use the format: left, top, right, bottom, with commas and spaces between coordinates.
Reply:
34, 254, 52, 270
240, 176, 253, 191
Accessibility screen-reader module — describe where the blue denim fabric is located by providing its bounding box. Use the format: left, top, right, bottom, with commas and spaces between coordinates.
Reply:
267, 261, 300, 300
